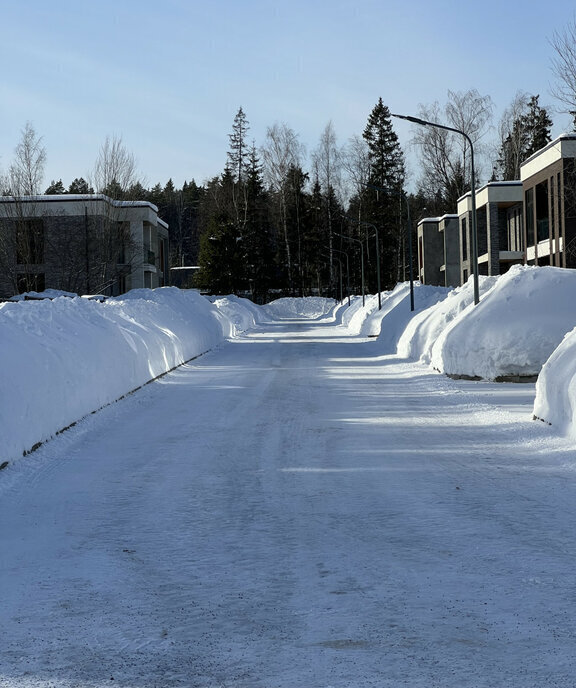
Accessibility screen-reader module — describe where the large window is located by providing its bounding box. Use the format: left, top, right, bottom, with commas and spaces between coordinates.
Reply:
461, 217, 468, 261
536, 180, 550, 243
525, 188, 534, 246
16, 219, 44, 265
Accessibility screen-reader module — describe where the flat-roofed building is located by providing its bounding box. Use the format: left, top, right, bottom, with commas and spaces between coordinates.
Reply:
0, 194, 169, 298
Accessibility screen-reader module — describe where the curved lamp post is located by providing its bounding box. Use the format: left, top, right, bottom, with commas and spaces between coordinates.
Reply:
391, 113, 479, 306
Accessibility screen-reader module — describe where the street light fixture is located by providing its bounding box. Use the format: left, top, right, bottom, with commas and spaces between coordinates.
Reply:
332, 247, 351, 306
391, 113, 480, 306
365, 183, 414, 312
355, 221, 382, 310
334, 231, 365, 306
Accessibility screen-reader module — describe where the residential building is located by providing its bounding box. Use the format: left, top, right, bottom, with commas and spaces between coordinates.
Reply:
416, 217, 443, 286
0, 194, 169, 298
457, 181, 524, 284
416, 214, 460, 288
520, 134, 576, 268
439, 214, 460, 287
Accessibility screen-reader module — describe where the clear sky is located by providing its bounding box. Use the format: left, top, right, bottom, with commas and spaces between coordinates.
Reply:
2, 0, 575, 191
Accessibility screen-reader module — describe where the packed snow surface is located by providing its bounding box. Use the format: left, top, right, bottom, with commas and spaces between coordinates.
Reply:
2, 286, 576, 687
3, 269, 576, 466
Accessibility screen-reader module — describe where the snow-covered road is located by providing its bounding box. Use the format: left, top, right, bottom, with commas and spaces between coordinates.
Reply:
2, 314, 576, 687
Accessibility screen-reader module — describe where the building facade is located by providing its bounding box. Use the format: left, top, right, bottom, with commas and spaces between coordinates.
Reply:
0, 194, 169, 298
457, 181, 524, 284
520, 134, 576, 268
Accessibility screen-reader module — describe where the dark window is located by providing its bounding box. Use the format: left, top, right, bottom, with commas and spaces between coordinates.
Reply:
16, 219, 44, 264
536, 180, 549, 243
525, 188, 534, 246
461, 217, 468, 261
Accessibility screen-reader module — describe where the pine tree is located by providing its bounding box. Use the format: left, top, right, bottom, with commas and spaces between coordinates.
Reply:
44, 179, 65, 194
522, 95, 553, 158
68, 178, 94, 194
361, 98, 406, 289
496, 94, 553, 180
227, 107, 250, 183
242, 144, 274, 301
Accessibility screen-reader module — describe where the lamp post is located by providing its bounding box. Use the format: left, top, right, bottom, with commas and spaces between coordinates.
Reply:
391, 113, 479, 305
359, 222, 382, 310
365, 184, 414, 312
321, 251, 344, 303
332, 247, 351, 306
334, 231, 365, 306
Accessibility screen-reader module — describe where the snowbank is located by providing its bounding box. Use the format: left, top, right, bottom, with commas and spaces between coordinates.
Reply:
369, 282, 450, 353
6, 268, 576, 462
428, 265, 576, 380
0, 288, 227, 462
533, 328, 576, 435
397, 275, 498, 364
211, 295, 268, 336
262, 297, 336, 320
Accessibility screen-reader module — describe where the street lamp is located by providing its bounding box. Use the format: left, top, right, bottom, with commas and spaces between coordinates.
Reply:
391, 113, 479, 306
365, 183, 414, 312
332, 247, 351, 306
351, 221, 382, 310
334, 231, 365, 306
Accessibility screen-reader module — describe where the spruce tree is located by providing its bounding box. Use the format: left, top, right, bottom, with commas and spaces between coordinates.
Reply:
242, 144, 274, 301
361, 98, 406, 289
44, 179, 66, 194
67, 177, 93, 194
227, 107, 250, 183
523, 95, 553, 158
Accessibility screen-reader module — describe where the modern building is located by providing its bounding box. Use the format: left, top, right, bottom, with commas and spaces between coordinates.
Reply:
0, 194, 169, 298
416, 214, 460, 287
438, 214, 460, 287
416, 216, 443, 286
457, 181, 524, 284
520, 134, 576, 268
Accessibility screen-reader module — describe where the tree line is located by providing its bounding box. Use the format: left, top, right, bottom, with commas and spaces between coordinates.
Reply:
4, 11, 576, 301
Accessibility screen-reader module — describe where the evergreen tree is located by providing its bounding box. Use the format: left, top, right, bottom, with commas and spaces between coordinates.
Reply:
496, 94, 553, 180
195, 169, 243, 294
67, 177, 93, 194
523, 95, 553, 158
44, 179, 65, 194
242, 144, 274, 300
361, 98, 406, 289
227, 107, 250, 183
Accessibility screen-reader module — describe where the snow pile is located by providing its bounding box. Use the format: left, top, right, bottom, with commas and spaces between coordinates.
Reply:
211, 294, 267, 336
428, 265, 576, 380
340, 295, 371, 332
397, 275, 499, 364
533, 329, 576, 435
370, 282, 451, 353
262, 296, 336, 320
0, 288, 226, 462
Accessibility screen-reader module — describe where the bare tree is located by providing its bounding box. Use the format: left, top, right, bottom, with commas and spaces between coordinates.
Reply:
0, 123, 47, 295
90, 135, 141, 197
87, 135, 144, 293
3, 122, 46, 196
412, 89, 493, 209
495, 91, 531, 180
261, 123, 305, 288
342, 134, 370, 206
550, 17, 576, 128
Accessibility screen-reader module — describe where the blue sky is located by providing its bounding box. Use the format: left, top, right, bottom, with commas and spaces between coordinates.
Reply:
2, 0, 575, 190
